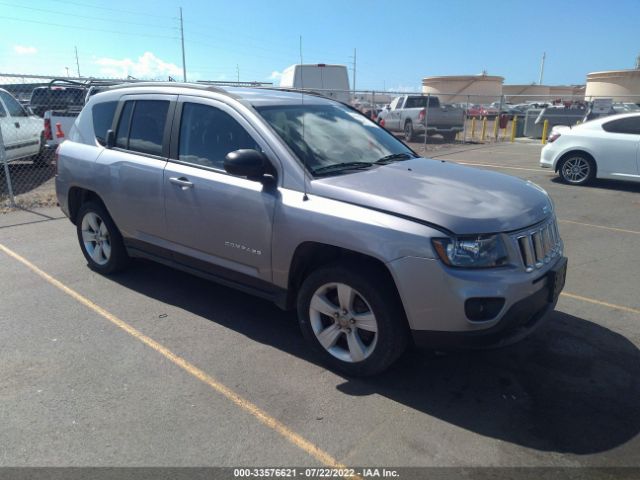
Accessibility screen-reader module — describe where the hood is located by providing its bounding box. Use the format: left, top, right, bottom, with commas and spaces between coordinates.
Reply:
310, 158, 552, 235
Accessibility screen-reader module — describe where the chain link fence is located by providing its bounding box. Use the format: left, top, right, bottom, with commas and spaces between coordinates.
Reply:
2, 73, 639, 211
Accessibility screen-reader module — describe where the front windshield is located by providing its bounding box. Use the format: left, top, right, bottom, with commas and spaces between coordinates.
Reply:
256, 103, 416, 175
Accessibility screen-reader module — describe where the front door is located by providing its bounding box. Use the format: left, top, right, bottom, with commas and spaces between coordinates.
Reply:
163, 97, 277, 284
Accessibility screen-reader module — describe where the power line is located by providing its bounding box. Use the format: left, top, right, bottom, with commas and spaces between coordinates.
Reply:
0, 1, 174, 29
0, 15, 177, 40
52, 0, 174, 20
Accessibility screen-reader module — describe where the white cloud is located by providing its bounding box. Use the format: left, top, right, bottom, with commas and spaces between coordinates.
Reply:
94, 52, 182, 80
268, 70, 283, 82
14, 45, 37, 55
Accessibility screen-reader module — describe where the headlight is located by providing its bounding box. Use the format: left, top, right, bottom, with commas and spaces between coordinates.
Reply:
432, 235, 509, 268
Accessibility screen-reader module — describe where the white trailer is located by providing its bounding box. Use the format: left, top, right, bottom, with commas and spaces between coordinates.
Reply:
279, 64, 350, 103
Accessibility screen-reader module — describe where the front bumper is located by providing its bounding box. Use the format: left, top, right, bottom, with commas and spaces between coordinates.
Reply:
539, 145, 557, 169
388, 255, 567, 349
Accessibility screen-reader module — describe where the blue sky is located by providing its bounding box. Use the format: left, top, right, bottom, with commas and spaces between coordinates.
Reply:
1, 0, 638, 91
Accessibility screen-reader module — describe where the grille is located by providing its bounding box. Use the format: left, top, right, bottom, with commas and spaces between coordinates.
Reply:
515, 217, 562, 272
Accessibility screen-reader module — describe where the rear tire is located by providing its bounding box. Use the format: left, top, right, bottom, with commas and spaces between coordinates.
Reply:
32, 134, 50, 167
403, 121, 415, 142
297, 263, 409, 376
558, 153, 595, 185
442, 131, 457, 142
76, 201, 129, 274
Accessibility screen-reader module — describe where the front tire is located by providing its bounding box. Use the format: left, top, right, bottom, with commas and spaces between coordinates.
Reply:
297, 263, 409, 376
558, 153, 595, 185
76, 201, 129, 274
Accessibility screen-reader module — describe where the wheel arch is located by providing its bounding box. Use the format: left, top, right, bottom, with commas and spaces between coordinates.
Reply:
555, 149, 597, 174
284, 242, 405, 316
67, 187, 107, 225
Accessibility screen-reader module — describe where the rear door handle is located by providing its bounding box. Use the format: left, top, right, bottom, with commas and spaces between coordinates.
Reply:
169, 177, 194, 189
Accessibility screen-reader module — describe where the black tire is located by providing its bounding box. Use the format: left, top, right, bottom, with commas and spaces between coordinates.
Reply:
32, 134, 50, 167
442, 131, 457, 142
558, 153, 596, 185
403, 121, 415, 142
76, 201, 129, 274
297, 262, 409, 376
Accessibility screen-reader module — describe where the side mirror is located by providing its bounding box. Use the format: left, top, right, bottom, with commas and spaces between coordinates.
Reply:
105, 129, 115, 149
224, 149, 268, 180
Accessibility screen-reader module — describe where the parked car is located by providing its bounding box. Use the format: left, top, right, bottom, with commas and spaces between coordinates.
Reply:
540, 112, 640, 185
56, 83, 566, 376
465, 104, 498, 118
377, 95, 465, 141
0, 88, 44, 164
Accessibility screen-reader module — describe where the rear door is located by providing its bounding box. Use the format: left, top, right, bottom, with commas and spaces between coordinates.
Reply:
597, 116, 640, 177
162, 96, 277, 285
95, 94, 176, 245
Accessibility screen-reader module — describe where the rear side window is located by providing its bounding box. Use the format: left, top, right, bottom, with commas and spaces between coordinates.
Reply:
178, 102, 260, 170
404, 96, 439, 109
602, 117, 640, 135
115, 100, 169, 156
92, 101, 117, 146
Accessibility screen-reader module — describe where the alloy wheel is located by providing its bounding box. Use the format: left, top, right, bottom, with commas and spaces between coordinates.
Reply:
81, 211, 111, 266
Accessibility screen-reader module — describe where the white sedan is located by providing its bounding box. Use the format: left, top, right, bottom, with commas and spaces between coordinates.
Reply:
540, 112, 640, 185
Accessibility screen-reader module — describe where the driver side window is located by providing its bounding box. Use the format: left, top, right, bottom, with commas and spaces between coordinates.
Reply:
178, 102, 260, 171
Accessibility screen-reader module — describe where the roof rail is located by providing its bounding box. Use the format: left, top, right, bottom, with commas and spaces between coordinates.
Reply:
105, 81, 233, 97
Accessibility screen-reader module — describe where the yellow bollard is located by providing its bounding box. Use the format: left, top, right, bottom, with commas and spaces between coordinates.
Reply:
492, 116, 499, 140
510, 116, 517, 143
541, 119, 549, 145
470, 117, 476, 140
481, 117, 487, 141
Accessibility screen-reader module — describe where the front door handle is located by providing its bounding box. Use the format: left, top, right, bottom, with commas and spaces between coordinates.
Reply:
169, 177, 194, 189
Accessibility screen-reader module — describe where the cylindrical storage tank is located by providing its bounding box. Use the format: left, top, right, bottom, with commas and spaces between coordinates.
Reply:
421, 74, 503, 104
585, 70, 640, 102
503, 84, 550, 103
548, 85, 582, 100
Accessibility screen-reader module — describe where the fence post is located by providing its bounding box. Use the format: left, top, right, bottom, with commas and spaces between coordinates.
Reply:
0, 123, 16, 208
541, 119, 549, 145
495, 94, 504, 141
423, 93, 430, 152
462, 94, 470, 143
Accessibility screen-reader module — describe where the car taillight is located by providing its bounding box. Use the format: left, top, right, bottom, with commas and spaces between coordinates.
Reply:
44, 118, 52, 140
418, 108, 425, 122
548, 132, 561, 143
380, 118, 385, 127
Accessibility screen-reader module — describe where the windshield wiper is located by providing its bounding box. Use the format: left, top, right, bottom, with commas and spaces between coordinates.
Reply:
374, 152, 416, 164
312, 162, 376, 176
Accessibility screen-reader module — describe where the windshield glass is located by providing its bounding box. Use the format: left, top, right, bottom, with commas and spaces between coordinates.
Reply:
256, 103, 415, 174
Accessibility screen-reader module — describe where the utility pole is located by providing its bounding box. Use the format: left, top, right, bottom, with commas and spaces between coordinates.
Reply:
236, 64, 240, 82
352, 48, 356, 93
75, 46, 81, 77
179, 7, 187, 82
65, 67, 69, 77
539, 52, 546, 85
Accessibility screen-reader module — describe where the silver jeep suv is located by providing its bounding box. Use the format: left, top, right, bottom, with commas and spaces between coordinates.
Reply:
56, 83, 567, 376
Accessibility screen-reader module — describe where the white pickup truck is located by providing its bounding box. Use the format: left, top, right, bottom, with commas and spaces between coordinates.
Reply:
0, 88, 43, 164
378, 95, 465, 142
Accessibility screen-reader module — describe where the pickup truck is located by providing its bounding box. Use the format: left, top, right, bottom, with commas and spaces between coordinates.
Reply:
34, 79, 122, 153
378, 95, 465, 142
0, 88, 43, 164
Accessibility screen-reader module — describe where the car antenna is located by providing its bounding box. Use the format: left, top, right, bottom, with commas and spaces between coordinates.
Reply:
300, 35, 309, 202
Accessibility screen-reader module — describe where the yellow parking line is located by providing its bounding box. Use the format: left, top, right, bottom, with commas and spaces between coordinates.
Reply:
559, 219, 640, 236
0, 242, 346, 469
561, 292, 640, 316
456, 161, 547, 173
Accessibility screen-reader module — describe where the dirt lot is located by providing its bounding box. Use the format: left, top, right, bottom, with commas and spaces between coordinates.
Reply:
1, 143, 638, 476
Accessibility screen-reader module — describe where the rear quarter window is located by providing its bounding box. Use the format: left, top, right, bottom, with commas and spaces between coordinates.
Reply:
602, 117, 640, 135
92, 101, 118, 146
